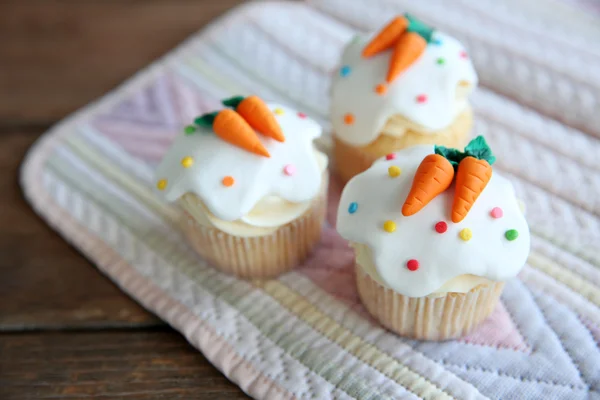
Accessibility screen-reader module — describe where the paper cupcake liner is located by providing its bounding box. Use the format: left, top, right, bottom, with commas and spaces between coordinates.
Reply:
333, 136, 381, 184
355, 264, 504, 340
181, 179, 328, 279
333, 108, 472, 184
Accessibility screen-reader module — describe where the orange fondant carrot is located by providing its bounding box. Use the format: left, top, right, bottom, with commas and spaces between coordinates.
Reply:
402, 154, 455, 216
451, 157, 493, 223
386, 32, 426, 83
234, 95, 285, 142
362, 16, 408, 58
213, 109, 270, 157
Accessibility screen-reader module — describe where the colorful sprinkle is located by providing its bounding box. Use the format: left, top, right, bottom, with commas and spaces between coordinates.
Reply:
297, 112, 307, 119
156, 179, 167, 191
222, 176, 235, 187
460, 51, 468, 59
348, 202, 358, 214
431, 39, 442, 46
459, 228, 472, 241
388, 166, 402, 177
274, 108, 285, 115
344, 113, 355, 125
436, 57, 445, 65
181, 156, 194, 168
490, 207, 503, 219
385, 153, 396, 160
383, 220, 396, 233
435, 221, 447, 233
416, 94, 428, 104
406, 259, 419, 271
340, 65, 351, 77
505, 229, 519, 241
375, 83, 387, 95
283, 164, 296, 176
184, 125, 196, 135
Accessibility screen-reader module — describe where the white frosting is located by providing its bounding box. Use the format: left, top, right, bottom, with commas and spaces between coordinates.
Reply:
331, 32, 478, 146
352, 243, 492, 297
179, 156, 327, 237
155, 103, 327, 226
337, 145, 530, 298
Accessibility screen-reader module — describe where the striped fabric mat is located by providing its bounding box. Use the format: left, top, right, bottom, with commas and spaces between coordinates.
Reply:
21, 1, 600, 399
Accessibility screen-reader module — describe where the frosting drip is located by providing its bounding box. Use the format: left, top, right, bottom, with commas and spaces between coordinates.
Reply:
180, 153, 328, 237
337, 145, 530, 298
331, 32, 478, 146
352, 243, 493, 297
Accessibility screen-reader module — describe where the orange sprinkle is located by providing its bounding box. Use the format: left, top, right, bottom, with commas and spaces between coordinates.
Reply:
222, 176, 235, 187
375, 83, 387, 95
344, 113, 355, 125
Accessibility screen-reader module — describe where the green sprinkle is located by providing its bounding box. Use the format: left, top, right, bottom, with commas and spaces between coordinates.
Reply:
505, 229, 519, 241
184, 125, 197, 135
436, 57, 445, 65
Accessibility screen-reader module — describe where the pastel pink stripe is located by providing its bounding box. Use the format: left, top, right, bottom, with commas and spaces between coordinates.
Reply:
21, 127, 296, 400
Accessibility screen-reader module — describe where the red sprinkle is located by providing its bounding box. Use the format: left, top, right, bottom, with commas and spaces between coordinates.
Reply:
385, 153, 396, 160
435, 221, 448, 233
416, 94, 428, 104
407, 259, 419, 271
297, 112, 307, 119
460, 51, 468, 59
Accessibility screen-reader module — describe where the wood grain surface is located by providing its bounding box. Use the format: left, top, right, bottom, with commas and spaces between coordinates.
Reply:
0, 330, 246, 399
0, 0, 254, 398
0, 0, 248, 125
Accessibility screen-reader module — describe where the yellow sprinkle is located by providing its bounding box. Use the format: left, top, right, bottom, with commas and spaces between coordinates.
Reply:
459, 228, 473, 241
181, 156, 194, 168
156, 179, 167, 191
383, 220, 396, 233
274, 108, 285, 115
518, 199, 526, 215
388, 166, 402, 177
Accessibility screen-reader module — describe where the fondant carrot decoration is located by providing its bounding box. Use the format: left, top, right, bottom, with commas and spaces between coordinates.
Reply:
362, 16, 408, 58
402, 154, 455, 216
387, 32, 426, 83
451, 136, 496, 223
451, 157, 492, 223
222, 95, 285, 142
195, 110, 270, 157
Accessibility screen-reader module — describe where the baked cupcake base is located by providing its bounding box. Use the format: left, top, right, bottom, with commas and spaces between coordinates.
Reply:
355, 264, 504, 340
333, 107, 472, 184
181, 177, 328, 279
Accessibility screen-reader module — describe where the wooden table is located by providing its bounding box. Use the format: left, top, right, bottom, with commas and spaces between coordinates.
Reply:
0, 1, 254, 398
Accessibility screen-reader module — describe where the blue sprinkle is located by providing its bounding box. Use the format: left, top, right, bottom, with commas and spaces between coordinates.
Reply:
340, 65, 351, 77
348, 202, 358, 214
430, 38, 442, 46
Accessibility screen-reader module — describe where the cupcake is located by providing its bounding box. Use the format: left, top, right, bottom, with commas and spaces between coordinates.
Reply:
336, 137, 530, 340
155, 96, 328, 278
331, 14, 478, 183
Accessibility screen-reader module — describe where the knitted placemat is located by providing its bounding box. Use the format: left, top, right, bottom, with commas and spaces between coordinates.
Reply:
21, 1, 600, 399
